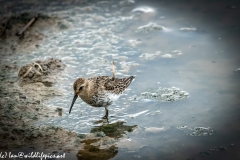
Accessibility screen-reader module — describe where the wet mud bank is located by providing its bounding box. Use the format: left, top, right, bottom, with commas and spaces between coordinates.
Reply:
0, 12, 84, 154
0, 57, 85, 151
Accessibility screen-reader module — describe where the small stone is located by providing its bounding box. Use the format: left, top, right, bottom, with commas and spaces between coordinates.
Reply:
28, 72, 34, 78
19, 94, 26, 99
55, 108, 62, 112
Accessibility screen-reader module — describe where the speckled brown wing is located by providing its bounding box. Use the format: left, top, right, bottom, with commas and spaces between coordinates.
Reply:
104, 76, 135, 94
104, 80, 115, 91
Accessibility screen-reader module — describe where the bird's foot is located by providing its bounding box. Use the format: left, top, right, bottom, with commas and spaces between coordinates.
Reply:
102, 115, 109, 123
102, 115, 108, 119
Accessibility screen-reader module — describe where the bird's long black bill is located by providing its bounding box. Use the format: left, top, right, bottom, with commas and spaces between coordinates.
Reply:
69, 94, 78, 114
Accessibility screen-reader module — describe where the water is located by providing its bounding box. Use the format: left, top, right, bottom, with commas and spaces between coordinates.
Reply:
2, 0, 240, 159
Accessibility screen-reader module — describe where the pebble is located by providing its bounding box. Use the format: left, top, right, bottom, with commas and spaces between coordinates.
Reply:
19, 94, 26, 99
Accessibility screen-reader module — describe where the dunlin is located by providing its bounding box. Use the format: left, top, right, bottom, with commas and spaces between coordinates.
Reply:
69, 62, 135, 119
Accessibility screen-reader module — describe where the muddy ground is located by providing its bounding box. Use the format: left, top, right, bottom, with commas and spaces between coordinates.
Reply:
0, 12, 123, 159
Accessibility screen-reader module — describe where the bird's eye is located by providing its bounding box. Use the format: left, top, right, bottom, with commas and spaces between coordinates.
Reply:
79, 86, 84, 90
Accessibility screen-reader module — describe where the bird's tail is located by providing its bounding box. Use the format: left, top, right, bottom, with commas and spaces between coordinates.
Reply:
124, 76, 135, 87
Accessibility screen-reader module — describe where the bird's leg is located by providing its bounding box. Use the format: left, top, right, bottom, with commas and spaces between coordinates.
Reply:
103, 107, 109, 119
111, 61, 115, 80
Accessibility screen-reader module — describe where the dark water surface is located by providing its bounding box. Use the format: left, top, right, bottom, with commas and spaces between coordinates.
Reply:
2, 0, 240, 159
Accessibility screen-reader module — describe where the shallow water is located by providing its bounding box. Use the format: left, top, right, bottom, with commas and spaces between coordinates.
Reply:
2, 0, 240, 159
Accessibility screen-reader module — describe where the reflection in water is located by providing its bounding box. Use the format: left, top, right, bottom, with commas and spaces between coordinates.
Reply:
91, 121, 137, 138
77, 139, 118, 160
77, 121, 137, 159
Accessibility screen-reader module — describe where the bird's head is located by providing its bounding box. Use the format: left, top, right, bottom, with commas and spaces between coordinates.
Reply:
69, 78, 87, 114
73, 78, 87, 96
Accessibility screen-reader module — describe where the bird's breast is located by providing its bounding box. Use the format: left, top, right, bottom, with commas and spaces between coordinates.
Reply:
86, 91, 120, 107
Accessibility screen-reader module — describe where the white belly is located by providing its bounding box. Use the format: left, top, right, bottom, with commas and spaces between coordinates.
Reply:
105, 92, 120, 102
89, 92, 121, 107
